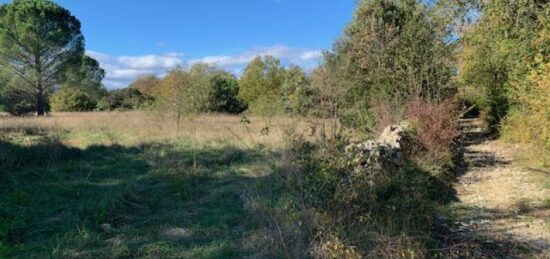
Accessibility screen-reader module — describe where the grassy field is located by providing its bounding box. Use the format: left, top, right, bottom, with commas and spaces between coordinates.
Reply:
0, 112, 319, 258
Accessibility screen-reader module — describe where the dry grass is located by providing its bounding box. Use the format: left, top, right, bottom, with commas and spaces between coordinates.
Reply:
0, 111, 321, 148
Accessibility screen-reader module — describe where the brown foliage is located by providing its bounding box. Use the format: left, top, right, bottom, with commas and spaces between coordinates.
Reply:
405, 98, 458, 176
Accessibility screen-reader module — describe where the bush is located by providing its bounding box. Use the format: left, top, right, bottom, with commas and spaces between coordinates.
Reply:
1, 93, 48, 116
405, 98, 458, 179
50, 88, 96, 112
238, 56, 286, 115
256, 133, 456, 257
206, 73, 247, 114
5, 99, 35, 116
502, 62, 550, 167
97, 88, 152, 111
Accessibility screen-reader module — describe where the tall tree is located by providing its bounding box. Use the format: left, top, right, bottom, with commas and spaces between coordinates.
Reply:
343, 0, 455, 101
0, 0, 84, 115
317, 0, 459, 132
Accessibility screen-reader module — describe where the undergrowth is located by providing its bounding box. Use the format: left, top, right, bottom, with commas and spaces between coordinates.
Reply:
248, 132, 457, 258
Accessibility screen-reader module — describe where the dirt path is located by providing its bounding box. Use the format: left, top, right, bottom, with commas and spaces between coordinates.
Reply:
451, 119, 550, 258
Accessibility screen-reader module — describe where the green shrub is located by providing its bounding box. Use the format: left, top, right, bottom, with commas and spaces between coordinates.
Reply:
97, 88, 152, 111
1, 93, 47, 116
502, 62, 550, 167
206, 73, 247, 114
50, 88, 96, 112
261, 134, 456, 257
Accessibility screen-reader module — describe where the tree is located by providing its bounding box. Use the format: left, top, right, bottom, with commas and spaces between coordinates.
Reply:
459, 0, 548, 125
343, 0, 455, 101
460, 0, 550, 162
281, 65, 312, 115
58, 55, 106, 102
206, 71, 246, 114
0, 0, 84, 116
156, 63, 245, 114
316, 0, 458, 132
155, 67, 193, 132
128, 74, 161, 98
239, 56, 286, 114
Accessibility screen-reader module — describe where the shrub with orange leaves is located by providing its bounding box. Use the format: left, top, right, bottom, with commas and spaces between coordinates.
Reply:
405, 98, 458, 178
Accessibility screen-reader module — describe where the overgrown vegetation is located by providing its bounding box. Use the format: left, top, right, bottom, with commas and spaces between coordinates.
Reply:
458, 0, 550, 166
1, 0, 550, 257
249, 134, 457, 257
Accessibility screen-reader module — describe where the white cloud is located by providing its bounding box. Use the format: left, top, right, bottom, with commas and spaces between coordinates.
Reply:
117, 54, 183, 69
88, 45, 322, 89
87, 51, 184, 89
190, 45, 322, 72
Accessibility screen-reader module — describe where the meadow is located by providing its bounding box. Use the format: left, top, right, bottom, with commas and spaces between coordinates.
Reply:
0, 112, 319, 258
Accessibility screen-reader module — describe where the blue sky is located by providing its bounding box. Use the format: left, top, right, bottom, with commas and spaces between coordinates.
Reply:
0, 0, 357, 88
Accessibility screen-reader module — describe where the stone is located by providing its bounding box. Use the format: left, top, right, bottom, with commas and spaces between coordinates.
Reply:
162, 227, 190, 240
100, 223, 113, 233
345, 124, 408, 174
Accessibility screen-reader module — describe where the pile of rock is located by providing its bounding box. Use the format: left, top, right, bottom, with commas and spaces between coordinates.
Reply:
345, 124, 408, 173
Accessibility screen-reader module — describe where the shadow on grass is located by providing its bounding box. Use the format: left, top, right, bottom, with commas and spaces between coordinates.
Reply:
0, 138, 270, 258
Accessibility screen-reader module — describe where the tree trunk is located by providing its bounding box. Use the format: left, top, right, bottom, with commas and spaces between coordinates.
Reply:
36, 92, 45, 116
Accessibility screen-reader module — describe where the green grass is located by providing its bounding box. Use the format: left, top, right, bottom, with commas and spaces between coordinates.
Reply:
0, 132, 272, 258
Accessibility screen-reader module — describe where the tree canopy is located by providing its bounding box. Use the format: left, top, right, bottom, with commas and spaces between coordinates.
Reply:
0, 0, 85, 115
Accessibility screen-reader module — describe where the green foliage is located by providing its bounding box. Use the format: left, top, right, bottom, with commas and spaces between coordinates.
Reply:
263, 135, 456, 257
239, 56, 286, 115
459, 1, 550, 166
0, 0, 85, 115
502, 61, 550, 167
207, 72, 247, 114
310, 51, 370, 128
154, 65, 209, 118
281, 65, 314, 115
58, 55, 106, 102
0, 80, 50, 115
50, 88, 96, 112
155, 64, 245, 116
316, 0, 458, 132
459, 0, 550, 125
238, 56, 317, 116
1, 97, 36, 116
97, 88, 152, 111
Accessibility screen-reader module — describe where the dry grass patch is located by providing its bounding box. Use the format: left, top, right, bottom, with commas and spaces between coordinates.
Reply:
0, 111, 322, 148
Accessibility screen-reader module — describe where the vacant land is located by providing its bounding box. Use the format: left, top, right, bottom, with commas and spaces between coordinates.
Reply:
0, 112, 320, 258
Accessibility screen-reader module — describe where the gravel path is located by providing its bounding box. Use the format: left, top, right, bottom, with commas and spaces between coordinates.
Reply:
451, 119, 550, 258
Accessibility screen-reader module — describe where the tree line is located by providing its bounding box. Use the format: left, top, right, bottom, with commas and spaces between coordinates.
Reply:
1, 0, 549, 159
